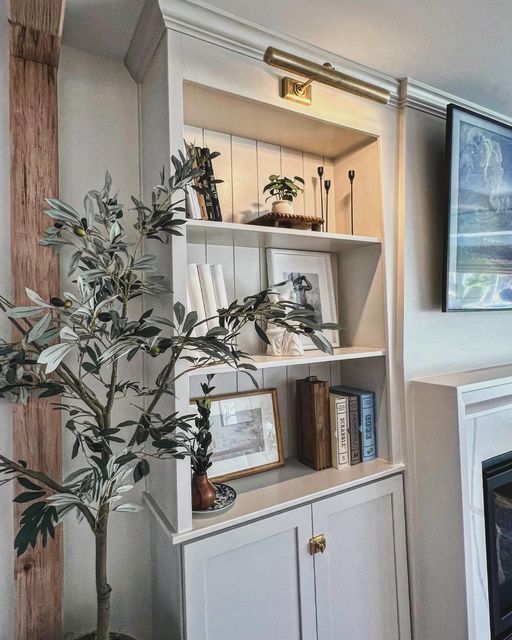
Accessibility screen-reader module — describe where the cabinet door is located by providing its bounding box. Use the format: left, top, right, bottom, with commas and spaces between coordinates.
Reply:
313, 475, 411, 640
183, 506, 316, 640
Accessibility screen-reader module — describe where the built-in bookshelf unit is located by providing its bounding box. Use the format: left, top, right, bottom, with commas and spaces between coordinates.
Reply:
139, 29, 403, 536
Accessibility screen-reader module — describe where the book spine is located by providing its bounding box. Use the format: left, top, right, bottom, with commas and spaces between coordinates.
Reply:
330, 395, 349, 468
201, 147, 222, 221
347, 396, 361, 465
360, 393, 377, 462
211, 264, 229, 309
186, 264, 207, 336
196, 147, 215, 221
197, 264, 218, 329
185, 186, 201, 220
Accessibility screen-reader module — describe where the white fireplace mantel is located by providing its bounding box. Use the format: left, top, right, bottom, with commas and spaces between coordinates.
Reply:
411, 364, 512, 640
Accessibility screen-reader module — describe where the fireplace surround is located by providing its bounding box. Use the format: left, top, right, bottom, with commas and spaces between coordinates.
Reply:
411, 365, 512, 640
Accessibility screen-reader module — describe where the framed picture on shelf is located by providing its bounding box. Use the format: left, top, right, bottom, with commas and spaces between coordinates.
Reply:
198, 389, 284, 482
444, 104, 512, 311
266, 248, 340, 348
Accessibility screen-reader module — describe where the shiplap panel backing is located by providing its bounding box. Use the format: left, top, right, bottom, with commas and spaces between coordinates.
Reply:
184, 125, 341, 459
184, 125, 335, 227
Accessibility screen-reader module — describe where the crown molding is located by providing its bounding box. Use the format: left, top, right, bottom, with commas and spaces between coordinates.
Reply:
125, 0, 165, 82
126, 0, 401, 106
125, 0, 512, 127
400, 78, 512, 127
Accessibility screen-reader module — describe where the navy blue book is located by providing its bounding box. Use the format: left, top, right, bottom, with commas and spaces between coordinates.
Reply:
331, 385, 376, 462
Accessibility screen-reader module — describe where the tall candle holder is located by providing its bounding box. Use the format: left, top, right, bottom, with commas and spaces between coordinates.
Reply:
324, 180, 331, 232
348, 170, 356, 235
317, 166, 324, 230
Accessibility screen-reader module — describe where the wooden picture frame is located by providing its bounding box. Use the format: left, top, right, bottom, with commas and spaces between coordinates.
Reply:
192, 388, 284, 482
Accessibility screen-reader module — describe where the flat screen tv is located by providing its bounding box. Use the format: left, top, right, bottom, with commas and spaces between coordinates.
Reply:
444, 104, 512, 311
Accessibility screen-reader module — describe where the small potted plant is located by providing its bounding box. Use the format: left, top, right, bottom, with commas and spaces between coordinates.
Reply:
191, 375, 216, 510
263, 174, 305, 215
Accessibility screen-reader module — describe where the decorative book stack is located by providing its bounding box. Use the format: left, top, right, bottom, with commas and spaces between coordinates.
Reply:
185, 145, 223, 221
187, 263, 229, 335
330, 385, 377, 469
296, 376, 331, 471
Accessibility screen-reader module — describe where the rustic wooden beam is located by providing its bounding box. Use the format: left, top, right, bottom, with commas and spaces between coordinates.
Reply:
9, 2, 65, 638
9, 0, 65, 66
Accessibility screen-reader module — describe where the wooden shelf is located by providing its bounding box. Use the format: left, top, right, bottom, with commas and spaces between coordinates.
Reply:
185, 219, 381, 253
144, 458, 405, 545
188, 346, 386, 376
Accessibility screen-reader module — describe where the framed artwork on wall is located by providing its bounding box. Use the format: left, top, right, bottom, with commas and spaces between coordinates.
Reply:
445, 104, 512, 311
266, 248, 340, 348
195, 389, 284, 482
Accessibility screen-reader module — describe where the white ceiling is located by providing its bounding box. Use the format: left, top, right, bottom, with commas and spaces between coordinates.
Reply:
62, 0, 512, 117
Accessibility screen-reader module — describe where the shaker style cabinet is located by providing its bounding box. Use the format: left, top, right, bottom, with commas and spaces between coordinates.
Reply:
182, 475, 410, 640
313, 477, 410, 640
183, 506, 317, 640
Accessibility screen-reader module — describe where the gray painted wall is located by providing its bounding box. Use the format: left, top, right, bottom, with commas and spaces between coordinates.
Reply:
58, 45, 152, 640
402, 107, 512, 381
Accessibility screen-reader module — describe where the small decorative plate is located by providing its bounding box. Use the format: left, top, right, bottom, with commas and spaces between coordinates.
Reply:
192, 483, 237, 518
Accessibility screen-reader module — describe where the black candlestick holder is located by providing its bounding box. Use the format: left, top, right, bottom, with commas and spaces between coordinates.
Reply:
317, 166, 324, 229
324, 180, 331, 232
348, 170, 356, 235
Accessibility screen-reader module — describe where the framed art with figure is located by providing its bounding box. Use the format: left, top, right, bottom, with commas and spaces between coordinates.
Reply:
266, 248, 340, 348
445, 104, 512, 311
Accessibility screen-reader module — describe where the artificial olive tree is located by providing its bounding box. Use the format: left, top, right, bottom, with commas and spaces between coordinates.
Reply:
0, 152, 333, 640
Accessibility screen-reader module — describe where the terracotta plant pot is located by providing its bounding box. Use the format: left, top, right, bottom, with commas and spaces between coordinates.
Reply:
271, 199, 293, 215
192, 472, 216, 510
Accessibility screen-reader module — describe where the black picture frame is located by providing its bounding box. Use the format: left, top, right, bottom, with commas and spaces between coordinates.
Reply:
444, 104, 512, 311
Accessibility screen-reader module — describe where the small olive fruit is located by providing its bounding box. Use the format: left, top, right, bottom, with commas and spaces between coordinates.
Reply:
50, 297, 65, 307
54, 222, 63, 229
97, 312, 112, 323
63, 300, 73, 309
73, 226, 86, 237
149, 346, 160, 357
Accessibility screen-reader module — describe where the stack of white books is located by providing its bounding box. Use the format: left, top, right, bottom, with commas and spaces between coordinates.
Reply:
187, 263, 229, 336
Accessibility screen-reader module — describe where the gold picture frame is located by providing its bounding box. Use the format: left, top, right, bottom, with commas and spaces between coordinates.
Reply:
191, 388, 284, 483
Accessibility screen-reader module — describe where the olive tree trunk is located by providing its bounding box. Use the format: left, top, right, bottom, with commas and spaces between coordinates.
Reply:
95, 510, 111, 640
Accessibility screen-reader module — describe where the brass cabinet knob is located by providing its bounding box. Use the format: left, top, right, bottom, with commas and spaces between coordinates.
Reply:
309, 533, 327, 555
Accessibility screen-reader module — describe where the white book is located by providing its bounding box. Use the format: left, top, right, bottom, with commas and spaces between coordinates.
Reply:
197, 264, 218, 329
185, 186, 201, 219
330, 394, 349, 468
211, 264, 229, 310
186, 263, 207, 336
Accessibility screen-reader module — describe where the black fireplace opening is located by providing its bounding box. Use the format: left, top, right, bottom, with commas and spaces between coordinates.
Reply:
483, 451, 512, 640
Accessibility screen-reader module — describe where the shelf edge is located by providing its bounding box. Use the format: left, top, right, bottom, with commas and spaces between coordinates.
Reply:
144, 460, 405, 545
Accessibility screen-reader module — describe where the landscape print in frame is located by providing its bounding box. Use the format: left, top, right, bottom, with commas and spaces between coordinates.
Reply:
445, 104, 512, 310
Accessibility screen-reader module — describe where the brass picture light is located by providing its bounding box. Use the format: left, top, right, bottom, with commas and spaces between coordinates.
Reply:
263, 47, 390, 106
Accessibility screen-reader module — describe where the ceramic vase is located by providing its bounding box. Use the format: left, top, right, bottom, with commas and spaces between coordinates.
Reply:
191, 473, 216, 510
